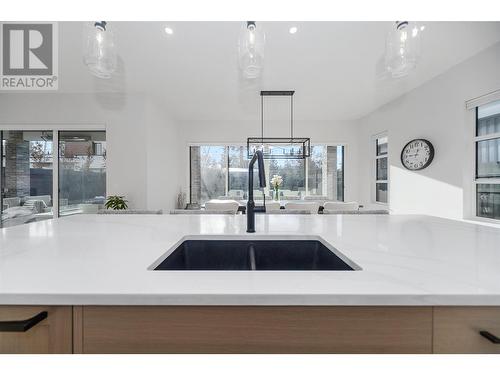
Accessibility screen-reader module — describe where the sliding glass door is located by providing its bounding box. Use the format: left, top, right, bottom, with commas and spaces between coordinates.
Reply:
0, 128, 107, 227
190, 144, 345, 205
1, 130, 54, 228
58, 131, 107, 216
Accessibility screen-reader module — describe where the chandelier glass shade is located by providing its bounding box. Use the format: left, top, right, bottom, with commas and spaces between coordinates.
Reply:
238, 21, 265, 79
83, 21, 117, 79
384, 21, 422, 78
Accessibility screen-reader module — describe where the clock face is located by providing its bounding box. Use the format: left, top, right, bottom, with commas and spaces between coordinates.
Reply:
401, 139, 434, 171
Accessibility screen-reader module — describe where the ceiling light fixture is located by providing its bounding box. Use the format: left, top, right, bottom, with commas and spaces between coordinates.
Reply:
238, 21, 265, 79
164, 27, 173, 35
247, 91, 311, 160
384, 21, 422, 78
83, 21, 117, 79
289, 26, 298, 34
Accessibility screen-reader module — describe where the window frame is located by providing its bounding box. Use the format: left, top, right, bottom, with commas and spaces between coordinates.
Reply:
372, 132, 389, 205
472, 106, 500, 223
187, 142, 347, 204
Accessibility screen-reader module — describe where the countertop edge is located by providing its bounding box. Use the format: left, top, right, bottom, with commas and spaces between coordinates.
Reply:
3, 293, 500, 306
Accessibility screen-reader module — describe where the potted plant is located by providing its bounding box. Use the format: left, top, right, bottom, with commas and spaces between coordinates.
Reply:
105, 195, 128, 210
270, 175, 283, 202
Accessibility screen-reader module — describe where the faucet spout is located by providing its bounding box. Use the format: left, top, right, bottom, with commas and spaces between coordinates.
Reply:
247, 150, 266, 233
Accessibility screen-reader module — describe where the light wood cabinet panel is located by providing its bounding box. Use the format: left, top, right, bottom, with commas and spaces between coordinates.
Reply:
82, 306, 432, 354
433, 307, 500, 353
0, 306, 72, 354
72, 306, 83, 354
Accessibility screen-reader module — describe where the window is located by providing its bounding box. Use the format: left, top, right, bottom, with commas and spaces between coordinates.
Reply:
0, 128, 106, 227
475, 100, 500, 220
1, 130, 54, 227
190, 145, 226, 203
374, 135, 388, 204
228, 146, 248, 200
269, 158, 305, 199
307, 145, 344, 201
58, 131, 107, 216
189, 144, 345, 204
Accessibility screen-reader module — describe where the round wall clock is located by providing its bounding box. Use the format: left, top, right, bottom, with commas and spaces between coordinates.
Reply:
400, 139, 434, 171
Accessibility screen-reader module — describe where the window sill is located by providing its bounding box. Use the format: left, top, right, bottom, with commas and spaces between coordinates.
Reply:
463, 216, 500, 228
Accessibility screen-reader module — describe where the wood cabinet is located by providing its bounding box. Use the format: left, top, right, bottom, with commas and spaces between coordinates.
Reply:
3, 305, 500, 354
0, 306, 72, 354
433, 307, 500, 353
79, 306, 433, 354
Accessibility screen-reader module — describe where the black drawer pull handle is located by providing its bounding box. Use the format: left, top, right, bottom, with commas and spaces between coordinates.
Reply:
480, 330, 500, 344
0, 311, 48, 332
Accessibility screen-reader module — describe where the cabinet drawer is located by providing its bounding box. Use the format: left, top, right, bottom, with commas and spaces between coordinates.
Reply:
0, 306, 72, 354
434, 307, 500, 353
81, 306, 432, 353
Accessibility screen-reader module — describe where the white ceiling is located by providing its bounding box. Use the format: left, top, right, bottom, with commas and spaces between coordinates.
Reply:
57, 21, 500, 122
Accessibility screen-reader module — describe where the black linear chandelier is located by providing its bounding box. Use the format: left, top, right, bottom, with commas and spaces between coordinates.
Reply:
247, 90, 311, 159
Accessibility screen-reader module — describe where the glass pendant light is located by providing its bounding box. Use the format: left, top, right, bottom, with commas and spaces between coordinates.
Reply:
384, 21, 422, 78
83, 21, 117, 79
238, 21, 265, 79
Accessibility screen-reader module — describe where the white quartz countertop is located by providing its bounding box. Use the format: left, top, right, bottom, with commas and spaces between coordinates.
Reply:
1, 214, 500, 306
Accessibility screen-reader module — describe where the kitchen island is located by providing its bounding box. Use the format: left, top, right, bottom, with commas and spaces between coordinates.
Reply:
1, 214, 500, 353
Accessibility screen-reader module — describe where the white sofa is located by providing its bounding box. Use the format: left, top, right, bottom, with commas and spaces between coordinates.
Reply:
204, 199, 240, 214
284, 201, 320, 214
323, 201, 359, 212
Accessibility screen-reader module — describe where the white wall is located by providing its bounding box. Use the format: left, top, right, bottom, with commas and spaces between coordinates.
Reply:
144, 97, 182, 211
177, 118, 361, 203
0, 92, 181, 211
356, 42, 500, 219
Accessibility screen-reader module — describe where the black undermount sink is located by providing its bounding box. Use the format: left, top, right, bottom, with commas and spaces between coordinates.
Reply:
150, 237, 360, 271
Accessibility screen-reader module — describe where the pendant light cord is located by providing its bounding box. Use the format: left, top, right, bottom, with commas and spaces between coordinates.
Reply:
259, 90, 296, 141
261, 95, 264, 143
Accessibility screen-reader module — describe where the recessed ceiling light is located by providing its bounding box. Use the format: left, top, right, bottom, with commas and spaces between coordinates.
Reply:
289, 26, 298, 34
164, 27, 173, 35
